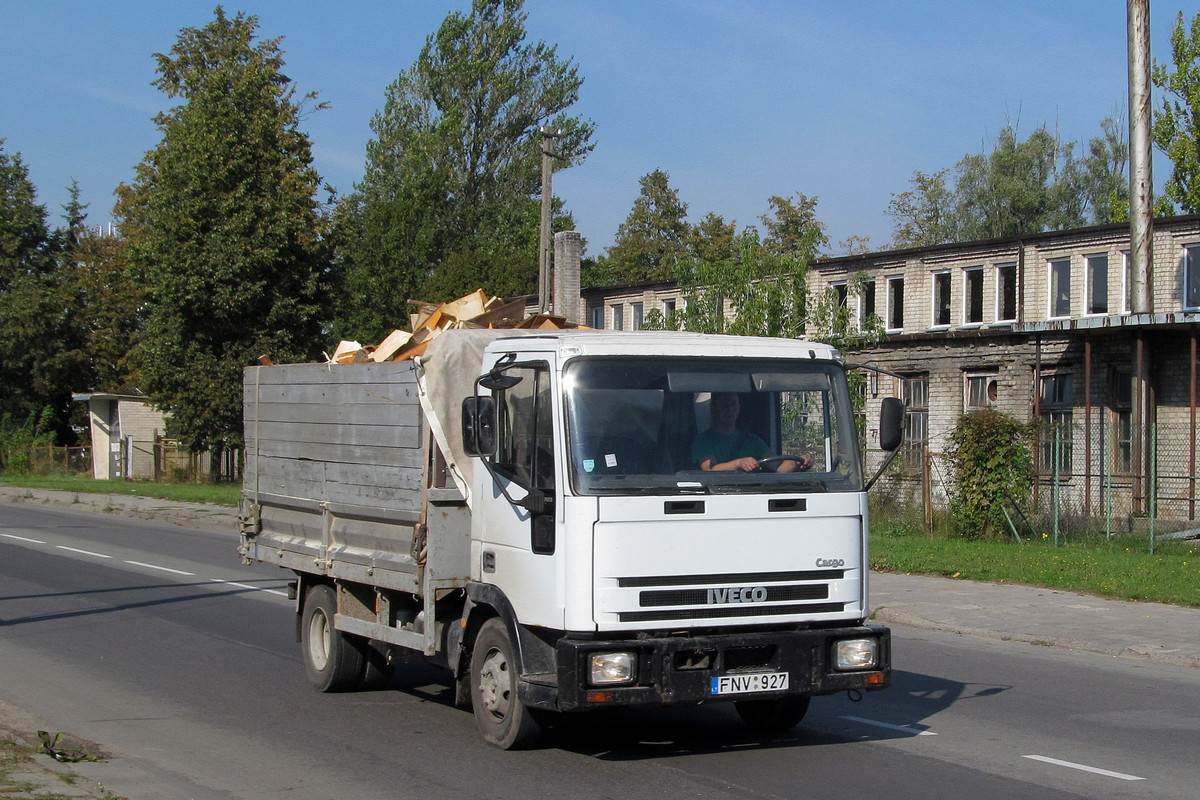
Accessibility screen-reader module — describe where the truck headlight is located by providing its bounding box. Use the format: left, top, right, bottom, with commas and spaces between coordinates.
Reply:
589, 652, 636, 685
834, 638, 878, 670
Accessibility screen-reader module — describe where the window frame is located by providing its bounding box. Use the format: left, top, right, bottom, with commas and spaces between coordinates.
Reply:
1084, 252, 1109, 316
996, 262, 1018, 323
932, 270, 952, 328
1048, 257, 1072, 319
886, 275, 905, 332
963, 266, 985, 325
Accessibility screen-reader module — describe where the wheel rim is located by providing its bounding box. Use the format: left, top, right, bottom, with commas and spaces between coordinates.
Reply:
308, 609, 331, 671
477, 646, 512, 722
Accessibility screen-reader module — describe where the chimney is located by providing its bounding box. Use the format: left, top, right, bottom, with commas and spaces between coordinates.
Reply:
554, 231, 582, 324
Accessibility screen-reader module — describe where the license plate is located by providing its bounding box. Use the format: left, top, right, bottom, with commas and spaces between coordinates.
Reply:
710, 671, 789, 695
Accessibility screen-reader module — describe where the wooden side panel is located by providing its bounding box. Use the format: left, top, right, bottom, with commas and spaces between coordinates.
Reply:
243, 361, 427, 549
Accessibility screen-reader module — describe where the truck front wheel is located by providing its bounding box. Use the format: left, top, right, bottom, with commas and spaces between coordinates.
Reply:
734, 695, 811, 733
301, 584, 365, 692
470, 618, 544, 749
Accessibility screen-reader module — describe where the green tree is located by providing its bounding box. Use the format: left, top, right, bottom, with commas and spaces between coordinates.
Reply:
605, 169, 691, 284
0, 141, 69, 432
759, 192, 828, 263
687, 211, 737, 265
343, 0, 594, 340
119, 8, 333, 467
1153, 10, 1200, 213
887, 169, 958, 248
954, 125, 1079, 240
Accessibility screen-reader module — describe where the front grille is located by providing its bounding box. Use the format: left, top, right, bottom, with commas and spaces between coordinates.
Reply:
640, 584, 829, 607
618, 601, 846, 623
618, 568, 845, 588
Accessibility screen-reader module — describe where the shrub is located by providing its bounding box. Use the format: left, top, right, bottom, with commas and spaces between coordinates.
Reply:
945, 409, 1034, 539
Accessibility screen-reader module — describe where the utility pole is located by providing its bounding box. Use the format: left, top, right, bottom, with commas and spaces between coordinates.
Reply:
538, 127, 560, 314
1128, 0, 1153, 315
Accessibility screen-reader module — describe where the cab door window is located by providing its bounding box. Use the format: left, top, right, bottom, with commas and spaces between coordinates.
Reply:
495, 364, 554, 489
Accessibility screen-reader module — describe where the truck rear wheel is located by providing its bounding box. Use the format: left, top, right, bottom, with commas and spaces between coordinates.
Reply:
734, 695, 811, 733
301, 584, 365, 692
470, 618, 544, 749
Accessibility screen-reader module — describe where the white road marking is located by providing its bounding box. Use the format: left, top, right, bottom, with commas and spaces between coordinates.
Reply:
840, 716, 937, 735
55, 545, 112, 558
1023, 755, 1145, 781
1, 533, 47, 544
209, 578, 289, 598
124, 560, 195, 576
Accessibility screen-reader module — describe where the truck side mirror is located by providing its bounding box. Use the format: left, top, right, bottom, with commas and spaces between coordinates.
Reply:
462, 396, 498, 456
878, 397, 905, 452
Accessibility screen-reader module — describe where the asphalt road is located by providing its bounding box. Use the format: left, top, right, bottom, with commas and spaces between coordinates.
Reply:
1, 503, 1197, 800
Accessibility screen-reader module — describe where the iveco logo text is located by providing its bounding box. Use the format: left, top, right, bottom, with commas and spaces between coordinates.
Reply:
706, 587, 768, 604
816, 558, 845, 568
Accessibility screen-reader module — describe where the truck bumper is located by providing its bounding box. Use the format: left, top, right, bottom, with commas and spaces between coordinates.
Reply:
527, 625, 890, 712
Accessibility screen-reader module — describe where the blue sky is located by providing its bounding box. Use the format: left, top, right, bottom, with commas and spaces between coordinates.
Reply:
3, 1, 1197, 258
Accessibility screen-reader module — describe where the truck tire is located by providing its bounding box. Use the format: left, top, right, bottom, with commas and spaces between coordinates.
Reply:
301, 584, 365, 692
734, 695, 811, 733
470, 618, 544, 749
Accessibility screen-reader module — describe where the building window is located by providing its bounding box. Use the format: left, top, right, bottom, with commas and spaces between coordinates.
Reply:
611, 304, 624, 330
1186, 245, 1200, 309
1121, 250, 1131, 313
965, 372, 997, 410
1085, 253, 1108, 315
631, 302, 644, 330
887, 276, 905, 331
1111, 369, 1133, 474
933, 271, 951, 327
901, 375, 928, 469
1039, 373, 1074, 473
1049, 257, 1072, 318
588, 305, 604, 329
997, 262, 1017, 322
964, 267, 984, 324
861, 279, 876, 330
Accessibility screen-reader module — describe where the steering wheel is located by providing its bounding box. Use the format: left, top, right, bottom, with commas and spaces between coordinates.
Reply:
755, 454, 812, 471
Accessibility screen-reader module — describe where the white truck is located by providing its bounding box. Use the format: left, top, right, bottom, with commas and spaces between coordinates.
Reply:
239, 329, 905, 748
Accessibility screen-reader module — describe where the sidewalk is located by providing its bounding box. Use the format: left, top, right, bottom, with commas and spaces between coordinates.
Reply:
870, 571, 1200, 670
1, 487, 1198, 798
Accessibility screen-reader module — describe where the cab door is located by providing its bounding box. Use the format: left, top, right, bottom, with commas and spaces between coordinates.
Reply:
474, 359, 562, 627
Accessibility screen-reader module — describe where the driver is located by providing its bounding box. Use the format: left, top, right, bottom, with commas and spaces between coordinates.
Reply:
692, 392, 812, 472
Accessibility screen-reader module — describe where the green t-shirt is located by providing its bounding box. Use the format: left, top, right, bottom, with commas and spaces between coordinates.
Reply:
692, 428, 768, 468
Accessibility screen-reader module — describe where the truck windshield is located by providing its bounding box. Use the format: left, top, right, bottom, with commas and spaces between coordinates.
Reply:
564, 356, 863, 495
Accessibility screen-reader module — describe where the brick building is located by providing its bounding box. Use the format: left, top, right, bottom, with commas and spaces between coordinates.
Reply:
576, 215, 1200, 523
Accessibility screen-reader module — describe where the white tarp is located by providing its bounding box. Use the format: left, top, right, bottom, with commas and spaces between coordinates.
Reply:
413, 328, 548, 507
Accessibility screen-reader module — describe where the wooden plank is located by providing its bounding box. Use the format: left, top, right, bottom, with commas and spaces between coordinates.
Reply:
247, 421, 421, 450
252, 438, 424, 467
246, 381, 418, 406
247, 402, 422, 428
245, 362, 418, 387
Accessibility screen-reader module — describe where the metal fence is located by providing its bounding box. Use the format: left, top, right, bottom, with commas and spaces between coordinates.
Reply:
888, 418, 1200, 547
2, 439, 241, 483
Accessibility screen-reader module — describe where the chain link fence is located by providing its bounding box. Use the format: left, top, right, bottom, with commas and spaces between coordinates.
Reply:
884, 416, 1200, 548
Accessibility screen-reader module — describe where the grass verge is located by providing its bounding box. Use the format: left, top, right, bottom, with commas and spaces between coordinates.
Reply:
0, 475, 240, 507
871, 530, 1200, 608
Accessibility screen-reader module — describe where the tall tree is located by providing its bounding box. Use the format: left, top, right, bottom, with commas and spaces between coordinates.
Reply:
954, 125, 1077, 240
605, 169, 690, 283
343, 0, 594, 340
0, 141, 64, 431
759, 192, 828, 263
1153, 10, 1200, 213
887, 169, 958, 248
119, 8, 333, 464
688, 211, 738, 265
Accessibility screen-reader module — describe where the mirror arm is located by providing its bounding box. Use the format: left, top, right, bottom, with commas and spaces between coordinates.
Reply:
865, 446, 903, 492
